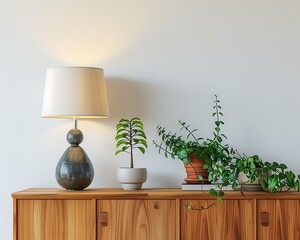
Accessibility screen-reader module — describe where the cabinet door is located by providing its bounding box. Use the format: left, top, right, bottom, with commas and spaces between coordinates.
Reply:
97, 200, 176, 240
17, 200, 96, 240
181, 199, 256, 240
258, 200, 300, 240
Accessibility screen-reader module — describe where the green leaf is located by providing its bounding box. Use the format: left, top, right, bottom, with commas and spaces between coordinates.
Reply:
137, 147, 146, 154
135, 132, 147, 139
250, 162, 256, 169
217, 198, 223, 202
198, 175, 203, 180
221, 134, 227, 139
219, 191, 225, 197
286, 171, 294, 182
115, 149, 124, 155
178, 149, 188, 160
182, 157, 190, 164
132, 129, 146, 136
280, 164, 288, 169
116, 123, 128, 130
229, 174, 236, 181
139, 139, 148, 148
116, 128, 127, 134
203, 164, 209, 169
268, 176, 278, 190
116, 140, 129, 148
131, 117, 142, 122
294, 181, 300, 191
209, 188, 218, 196
122, 146, 129, 151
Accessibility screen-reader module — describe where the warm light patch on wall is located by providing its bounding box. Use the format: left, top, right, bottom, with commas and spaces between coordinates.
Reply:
23, 1, 154, 65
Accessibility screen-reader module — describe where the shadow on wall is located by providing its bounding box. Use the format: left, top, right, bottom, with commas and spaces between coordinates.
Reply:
105, 77, 154, 121
104, 76, 179, 124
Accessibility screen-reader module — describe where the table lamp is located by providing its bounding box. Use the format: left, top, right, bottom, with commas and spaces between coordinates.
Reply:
42, 67, 109, 190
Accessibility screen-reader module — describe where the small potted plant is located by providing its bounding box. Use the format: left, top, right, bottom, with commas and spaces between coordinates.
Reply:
115, 117, 148, 190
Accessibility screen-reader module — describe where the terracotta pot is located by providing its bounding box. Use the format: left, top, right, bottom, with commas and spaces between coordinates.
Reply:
184, 152, 209, 184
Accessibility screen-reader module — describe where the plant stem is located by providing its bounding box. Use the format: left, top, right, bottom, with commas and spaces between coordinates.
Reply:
215, 96, 220, 126
179, 121, 201, 145
129, 120, 134, 168
152, 141, 174, 158
214, 95, 221, 140
182, 202, 216, 210
189, 161, 202, 182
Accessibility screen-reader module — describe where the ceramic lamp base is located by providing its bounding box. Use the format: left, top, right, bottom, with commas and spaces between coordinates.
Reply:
56, 129, 94, 190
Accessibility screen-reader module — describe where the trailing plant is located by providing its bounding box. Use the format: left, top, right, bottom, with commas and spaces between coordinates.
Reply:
181, 151, 300, 210
115, 117, 148, 168
153, 95, 300, 210
234, 153, 300, 193
264, 161, 300, 193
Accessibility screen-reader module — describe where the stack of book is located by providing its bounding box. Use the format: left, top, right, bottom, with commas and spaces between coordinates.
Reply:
182, 183, 237, 191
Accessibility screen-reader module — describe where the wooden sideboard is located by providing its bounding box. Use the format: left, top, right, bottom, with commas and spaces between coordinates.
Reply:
12, 188, 300, 240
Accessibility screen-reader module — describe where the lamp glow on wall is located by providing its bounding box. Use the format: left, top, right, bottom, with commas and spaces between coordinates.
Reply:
42, 67, 109, 190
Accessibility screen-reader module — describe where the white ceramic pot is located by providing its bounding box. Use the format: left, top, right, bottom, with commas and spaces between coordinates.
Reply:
238, 172, 262, 191
238, 172, 261, 184
117, 167, 147, 190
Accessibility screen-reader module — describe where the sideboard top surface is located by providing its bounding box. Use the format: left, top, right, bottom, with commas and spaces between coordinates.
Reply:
11, 188, 300, 200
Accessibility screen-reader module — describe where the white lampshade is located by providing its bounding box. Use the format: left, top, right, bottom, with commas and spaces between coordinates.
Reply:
42, 67, 109, 118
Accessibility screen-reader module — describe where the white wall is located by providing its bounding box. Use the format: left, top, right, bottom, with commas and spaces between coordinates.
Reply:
1, 0, 300, 238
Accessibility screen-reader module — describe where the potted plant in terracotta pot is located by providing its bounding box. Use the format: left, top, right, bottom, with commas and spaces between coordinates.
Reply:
115, 117, 148, 190
153, 95, 233, 185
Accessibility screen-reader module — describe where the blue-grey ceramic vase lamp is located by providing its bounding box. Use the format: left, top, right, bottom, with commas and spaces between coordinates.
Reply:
42, 67, 109, 190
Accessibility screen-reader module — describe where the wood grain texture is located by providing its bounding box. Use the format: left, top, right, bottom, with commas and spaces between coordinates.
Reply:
181, 199, 256, 240
12, 188, 300, 200
12, 189, 300, 240
17, 199, 96, 240
258, 200, 300, 240
97, 200, 176, 240
13, 199, 17, 240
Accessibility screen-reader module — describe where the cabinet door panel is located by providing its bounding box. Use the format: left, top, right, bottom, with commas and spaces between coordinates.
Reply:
258, 200, 300, 240
181, 199, 256, 240
17, 200, 96, 240
97, 200, 176, 240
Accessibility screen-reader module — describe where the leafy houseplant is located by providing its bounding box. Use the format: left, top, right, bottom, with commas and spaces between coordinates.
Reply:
153, 95, 234, 187
115, 117, 148, 190
233, 153, 300, 193
154, 95, 300, 209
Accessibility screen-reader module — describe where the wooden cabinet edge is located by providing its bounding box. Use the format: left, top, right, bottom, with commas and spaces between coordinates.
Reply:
12, 188, 300, 201
13, 199, 17, 240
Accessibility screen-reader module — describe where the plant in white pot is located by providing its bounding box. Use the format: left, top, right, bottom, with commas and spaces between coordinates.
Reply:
115, 117, 148, 190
